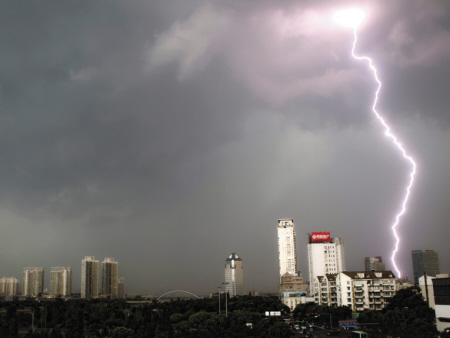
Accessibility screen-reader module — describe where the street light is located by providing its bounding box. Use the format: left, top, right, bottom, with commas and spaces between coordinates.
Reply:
218, 286, 221, 314
222, 282, 229, 317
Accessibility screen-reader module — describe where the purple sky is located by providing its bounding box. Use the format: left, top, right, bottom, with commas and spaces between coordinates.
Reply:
1, 0, 450, 296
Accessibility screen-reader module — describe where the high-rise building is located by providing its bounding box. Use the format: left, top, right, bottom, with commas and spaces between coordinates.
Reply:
225, 253, 244, 296
412, 249, 440, 285
277, 219, 298, 281
365, 256, 385, 271
81, 256, 99, 299
23, 268, 44, 296
50, 267, 72, 296
118, 277, 125, 299
307, 232, 345, 289
102, 257, 119, 298
0, 277, 19, 297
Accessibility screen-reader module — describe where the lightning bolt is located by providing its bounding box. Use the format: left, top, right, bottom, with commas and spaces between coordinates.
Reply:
349, 21, 417, 278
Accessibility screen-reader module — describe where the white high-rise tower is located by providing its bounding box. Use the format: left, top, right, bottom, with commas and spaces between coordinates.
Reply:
307, 232, 345, 288
225, 253, 244, 296
277, 219, 298, 281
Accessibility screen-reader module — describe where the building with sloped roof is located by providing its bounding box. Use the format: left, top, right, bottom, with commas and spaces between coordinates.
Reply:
313, 274, 338, 306
337, 271, 396, 311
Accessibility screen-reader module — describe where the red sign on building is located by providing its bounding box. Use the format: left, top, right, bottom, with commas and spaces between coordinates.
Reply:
311, 232, 331, 243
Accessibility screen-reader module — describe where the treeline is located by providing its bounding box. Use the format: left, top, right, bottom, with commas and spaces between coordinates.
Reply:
0, 295, 292, 338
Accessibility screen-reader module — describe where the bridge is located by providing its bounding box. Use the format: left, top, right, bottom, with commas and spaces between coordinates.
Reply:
157, 290, 200, 300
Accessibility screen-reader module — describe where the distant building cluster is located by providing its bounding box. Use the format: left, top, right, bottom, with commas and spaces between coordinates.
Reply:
276, 219, 400, 312
273, 218, 448, 317
81, 256, 122, 299
0, 256, 125, 300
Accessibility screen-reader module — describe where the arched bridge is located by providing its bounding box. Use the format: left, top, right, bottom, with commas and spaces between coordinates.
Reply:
158, 290, 200, 300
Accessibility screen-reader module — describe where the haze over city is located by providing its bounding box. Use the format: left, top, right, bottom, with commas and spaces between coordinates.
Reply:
1, 0, 450, 296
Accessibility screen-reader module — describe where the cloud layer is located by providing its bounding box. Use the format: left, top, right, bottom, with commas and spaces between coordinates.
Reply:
1, 0, 450, 295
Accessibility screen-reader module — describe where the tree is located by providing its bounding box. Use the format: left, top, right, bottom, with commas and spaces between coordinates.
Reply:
267, 321, 291, 338
357, 288, 438, 337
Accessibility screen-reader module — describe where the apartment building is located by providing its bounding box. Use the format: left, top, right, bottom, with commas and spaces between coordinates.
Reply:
313, 271, 396, 312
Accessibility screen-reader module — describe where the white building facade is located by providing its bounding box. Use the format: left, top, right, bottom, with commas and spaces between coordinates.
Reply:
307, 233, 345, 289
23, 267, 44, 296
225, 253, 244, 296
313, 274, 338, 307
50, 267, 72, 296
278, 219, 298, 281
0, 277, 19, 297
337, 271, 396, 312
81, 256, 99, 299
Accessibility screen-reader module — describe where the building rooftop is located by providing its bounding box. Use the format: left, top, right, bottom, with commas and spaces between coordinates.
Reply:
341, 271, 396, 279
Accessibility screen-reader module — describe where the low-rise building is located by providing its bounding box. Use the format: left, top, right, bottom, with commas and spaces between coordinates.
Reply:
338, 271, 396, 312
312, 271, 396, 312
313, 274, 338, 307
432, 277, 450, 332
418, 274, 449, 310
279, 272, 308, 293
279, 271, 310, 310
282, 293, 315, 311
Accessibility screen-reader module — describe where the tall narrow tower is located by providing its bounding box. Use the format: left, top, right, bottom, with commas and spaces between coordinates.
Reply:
277, 219, 298, 281
225, 253, 244, 296
102, 257, 119, 298
81, 256, 99, 299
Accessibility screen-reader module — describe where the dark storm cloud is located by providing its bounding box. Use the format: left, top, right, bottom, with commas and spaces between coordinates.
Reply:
1, 0, 450, 294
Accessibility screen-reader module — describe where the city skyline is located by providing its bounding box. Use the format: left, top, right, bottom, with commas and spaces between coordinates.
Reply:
1, 1, 450, 295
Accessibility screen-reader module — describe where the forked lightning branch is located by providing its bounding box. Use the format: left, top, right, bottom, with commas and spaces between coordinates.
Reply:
334, 9, 417, 277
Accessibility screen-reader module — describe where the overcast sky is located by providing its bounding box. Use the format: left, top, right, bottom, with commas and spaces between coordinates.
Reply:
1, 0, 450, 296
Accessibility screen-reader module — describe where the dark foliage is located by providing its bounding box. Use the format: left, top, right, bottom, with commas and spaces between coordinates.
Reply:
0, 296, 291, 337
